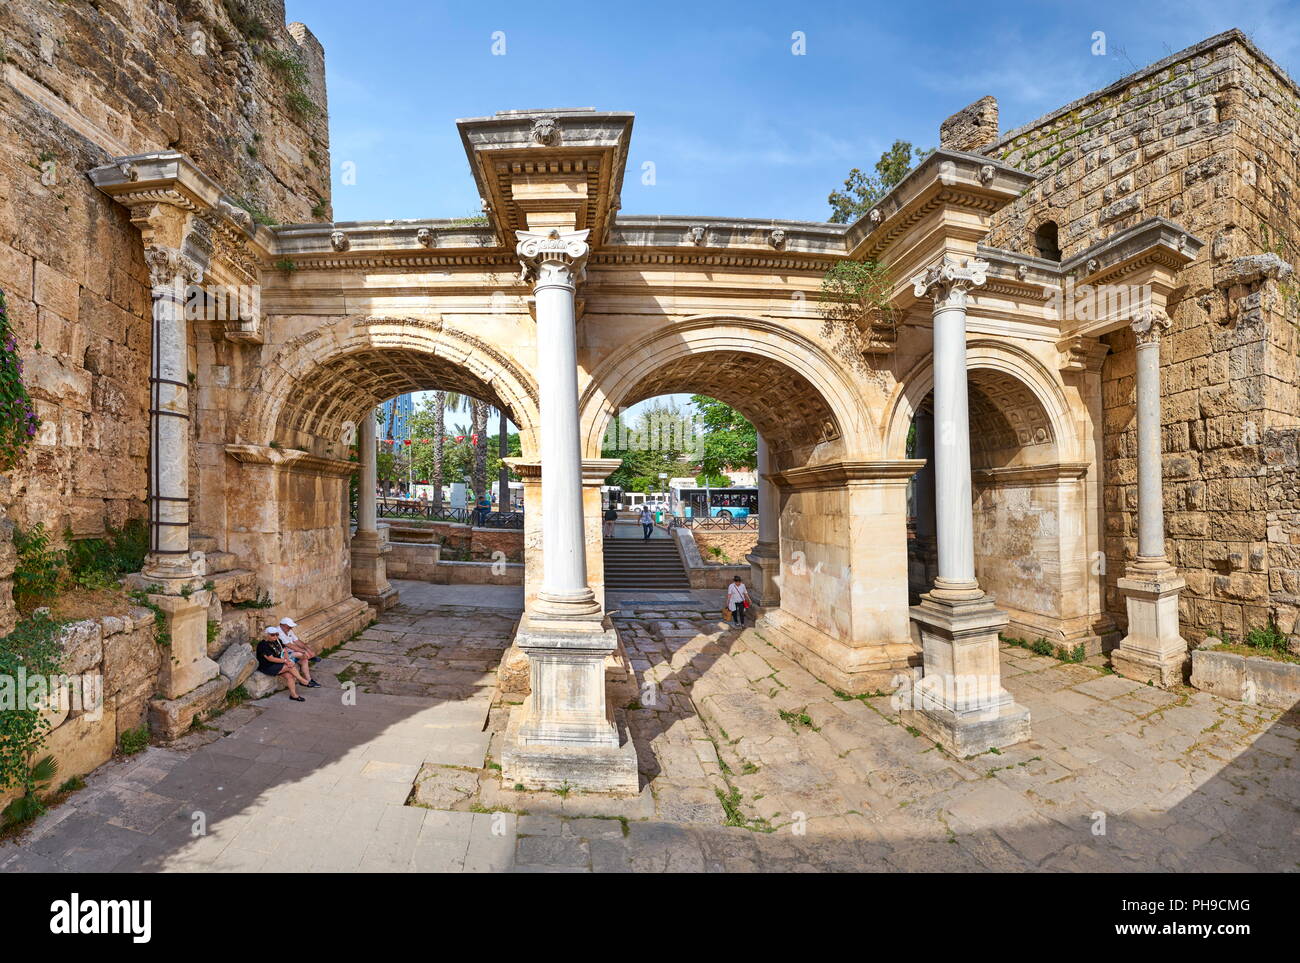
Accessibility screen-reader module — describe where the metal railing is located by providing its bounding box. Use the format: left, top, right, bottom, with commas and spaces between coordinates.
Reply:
358, 499, 524, 530
669, 514, 758, 531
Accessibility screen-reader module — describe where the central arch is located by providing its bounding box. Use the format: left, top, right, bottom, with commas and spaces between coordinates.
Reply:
576, 315, 919, 693
579, 315, 875, 467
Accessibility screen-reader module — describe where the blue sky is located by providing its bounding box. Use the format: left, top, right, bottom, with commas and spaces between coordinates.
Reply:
287, 0, 1299, 225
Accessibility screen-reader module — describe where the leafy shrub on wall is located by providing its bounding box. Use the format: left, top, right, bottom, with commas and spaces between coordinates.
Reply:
0, 289, 39, 471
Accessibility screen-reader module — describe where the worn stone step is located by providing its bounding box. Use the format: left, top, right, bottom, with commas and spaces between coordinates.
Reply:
201, 551, 240, 575
208, 568, 259, 604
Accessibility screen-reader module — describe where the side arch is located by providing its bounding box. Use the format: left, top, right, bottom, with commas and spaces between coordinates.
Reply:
881, 338, 1081, 463
237, 316, 542, 457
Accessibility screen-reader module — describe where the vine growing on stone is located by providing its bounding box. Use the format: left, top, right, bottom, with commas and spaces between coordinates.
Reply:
0, 612, 64, 820
0, 290, 39, 471
818, 260, 896, 371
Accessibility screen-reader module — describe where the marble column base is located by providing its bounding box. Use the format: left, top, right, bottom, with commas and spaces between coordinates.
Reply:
500, 700, 640, 793
905, 591, 1030, 755
746, 543, 781, 606
1113, 564, 1188, 687
152, 590, 220, 701
141, 551, 206, 584
351, 531, 398, 612
499, 616, 640, 792
531, 588, 603, 620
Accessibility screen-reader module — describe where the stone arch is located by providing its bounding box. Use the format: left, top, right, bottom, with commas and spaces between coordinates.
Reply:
892, 340, 1102, 648
882, 339, 1080, 465
237, 316, 541, 458
578, 315, 875, 467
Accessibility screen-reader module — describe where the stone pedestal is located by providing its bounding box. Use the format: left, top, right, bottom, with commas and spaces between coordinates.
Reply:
499, 616, 639, 793
905, 592, 1030, 755
1113, 564, 1188, 686
351, 527, 398, 612
152, 590, 220, 700
747, 544, 781, 606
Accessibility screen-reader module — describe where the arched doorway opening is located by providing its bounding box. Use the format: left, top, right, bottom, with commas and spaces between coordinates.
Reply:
215, 319, 540, 650
579, 324, 919, 695
902, 363, 1102, 649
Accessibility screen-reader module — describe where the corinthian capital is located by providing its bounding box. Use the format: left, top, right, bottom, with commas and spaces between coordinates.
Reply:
144, 245, 203, 288
911, 256, 989, 310
516, 228, 590, 289
1130, 307, 1171, 345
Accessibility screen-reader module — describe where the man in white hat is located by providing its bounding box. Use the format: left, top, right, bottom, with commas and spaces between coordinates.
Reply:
275, 617, 321, 687
278, 616, 320, 666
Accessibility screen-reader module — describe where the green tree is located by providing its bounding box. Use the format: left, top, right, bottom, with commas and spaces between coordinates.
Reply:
828, 140, 930, 224
601, 400, 696, 492
690, 395, 756, 481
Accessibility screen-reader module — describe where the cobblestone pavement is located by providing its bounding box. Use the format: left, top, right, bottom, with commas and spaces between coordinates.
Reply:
3, 583, 1297, 872
0, 583, 517, 872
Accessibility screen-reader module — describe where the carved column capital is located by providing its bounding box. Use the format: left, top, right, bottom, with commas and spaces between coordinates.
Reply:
144, 246, 204, 288
1130, 307, 1171, 345
911, 256, 989, 311
516, 228, 590, 291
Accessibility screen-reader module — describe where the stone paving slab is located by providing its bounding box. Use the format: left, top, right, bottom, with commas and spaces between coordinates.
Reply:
4, 582, 1298, 873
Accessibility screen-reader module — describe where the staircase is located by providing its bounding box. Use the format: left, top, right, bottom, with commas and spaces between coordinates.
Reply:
603, 536, 690, 590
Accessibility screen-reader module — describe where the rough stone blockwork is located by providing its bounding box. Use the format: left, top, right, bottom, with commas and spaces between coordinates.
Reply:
982, 31, 1300, 645
0, 0, 330, 625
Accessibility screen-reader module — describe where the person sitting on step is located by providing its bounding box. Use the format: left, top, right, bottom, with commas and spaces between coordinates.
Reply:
256, 627, 315, 701
277, 616, 320, 665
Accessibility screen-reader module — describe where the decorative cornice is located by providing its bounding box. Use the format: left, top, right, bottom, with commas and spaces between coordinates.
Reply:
911, 256, 989, 311
581, 458, 624, 485
224, 444, 357, 477
973, 463, 1090, 485
503, 458, 541, 481
1056, 335, 1110, 373
769, 459, 926, 491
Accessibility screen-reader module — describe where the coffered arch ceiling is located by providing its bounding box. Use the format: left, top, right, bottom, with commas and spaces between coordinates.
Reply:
611, 350, 841, 461
277, 348, 515, 446
914, 369, 1058, 470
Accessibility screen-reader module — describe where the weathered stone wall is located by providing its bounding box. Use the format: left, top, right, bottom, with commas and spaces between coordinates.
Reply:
0, 608, 160, 811
690, 526, 758, 564
0, 0, 330, 627
981, 30, 1300, 644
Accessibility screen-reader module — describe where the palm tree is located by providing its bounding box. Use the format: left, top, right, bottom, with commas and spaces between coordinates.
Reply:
471, 398, 489, 503
432, 390, 446, 510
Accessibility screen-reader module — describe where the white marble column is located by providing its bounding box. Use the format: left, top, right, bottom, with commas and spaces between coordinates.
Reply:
1113, 308, 1187, 686
905, 256, 1029, 755
501, 231, 637, 793
357, 412, 378, 535
1133, 314, 1168, 566
517, 228, 601, 620
924, 260, 983, 602
747, 435, 781, 605
351, 405, 396, 610
142, 247, 204, 582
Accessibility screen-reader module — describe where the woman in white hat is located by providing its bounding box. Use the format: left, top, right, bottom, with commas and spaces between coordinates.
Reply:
276, 617, 321, 687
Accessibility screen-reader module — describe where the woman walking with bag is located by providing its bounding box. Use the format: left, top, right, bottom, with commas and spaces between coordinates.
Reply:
726, 575, 751, 627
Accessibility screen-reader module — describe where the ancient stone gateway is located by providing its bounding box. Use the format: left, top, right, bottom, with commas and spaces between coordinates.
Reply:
89, 107, 1206, 789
